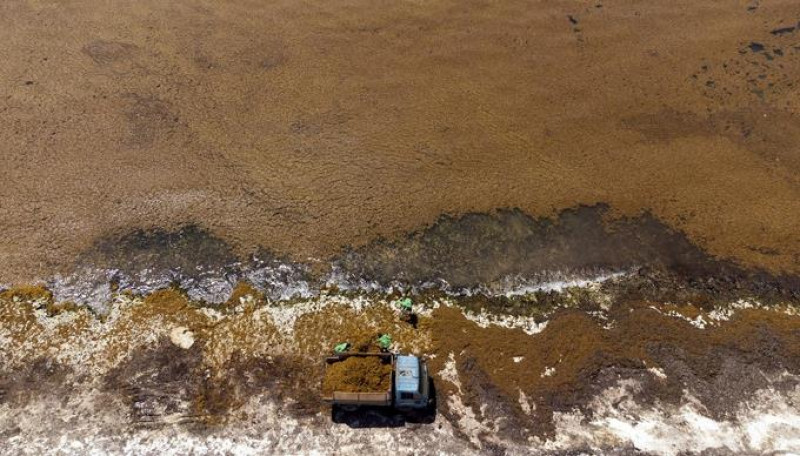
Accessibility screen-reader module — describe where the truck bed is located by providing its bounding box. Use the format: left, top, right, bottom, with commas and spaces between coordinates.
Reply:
321, 352, 394, 406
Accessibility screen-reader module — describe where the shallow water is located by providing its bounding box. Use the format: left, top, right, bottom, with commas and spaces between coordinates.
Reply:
38, 206, 799, 314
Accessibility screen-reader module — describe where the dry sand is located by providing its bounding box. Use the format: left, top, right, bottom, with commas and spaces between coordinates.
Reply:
1, 0, 799, 284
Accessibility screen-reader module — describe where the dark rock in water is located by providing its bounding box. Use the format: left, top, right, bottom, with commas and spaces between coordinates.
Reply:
336, 204, 799, 301
82, 224, 236, 276
74, 225, 241, 303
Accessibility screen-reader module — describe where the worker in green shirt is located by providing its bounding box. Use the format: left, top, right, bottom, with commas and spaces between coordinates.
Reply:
398, 297, 417, 327
377, 333, 392, 351
333, 342, 350, 354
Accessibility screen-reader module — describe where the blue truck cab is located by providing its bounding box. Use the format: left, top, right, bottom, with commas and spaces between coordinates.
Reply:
394, 355, 430, 409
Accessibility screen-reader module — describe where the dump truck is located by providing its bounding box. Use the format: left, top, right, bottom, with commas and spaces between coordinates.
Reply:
322, 352, 431, 412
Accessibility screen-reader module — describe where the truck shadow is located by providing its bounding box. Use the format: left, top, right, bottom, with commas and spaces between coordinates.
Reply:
331, 378, 437, 428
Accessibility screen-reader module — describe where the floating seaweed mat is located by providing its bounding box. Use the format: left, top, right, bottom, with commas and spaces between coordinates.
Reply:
322, 356, 393, 395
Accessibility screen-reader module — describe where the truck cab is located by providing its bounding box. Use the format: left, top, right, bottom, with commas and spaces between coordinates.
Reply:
393, 355, 430, 409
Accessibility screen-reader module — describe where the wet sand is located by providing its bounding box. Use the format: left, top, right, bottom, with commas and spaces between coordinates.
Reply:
2, 0, 799, 283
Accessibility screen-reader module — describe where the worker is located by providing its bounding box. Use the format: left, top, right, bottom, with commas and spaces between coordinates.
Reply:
397, 297, 417, 327
333, 342, 350, 354
377, 333, 392, 351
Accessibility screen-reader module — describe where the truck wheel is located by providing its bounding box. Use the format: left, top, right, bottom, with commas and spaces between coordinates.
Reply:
331, 404, 346, 423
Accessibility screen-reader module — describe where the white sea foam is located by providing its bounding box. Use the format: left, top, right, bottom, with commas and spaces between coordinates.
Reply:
35, 261, 633, 315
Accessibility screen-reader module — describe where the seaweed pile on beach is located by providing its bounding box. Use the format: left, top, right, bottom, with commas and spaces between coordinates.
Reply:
322, 356, 393, 395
